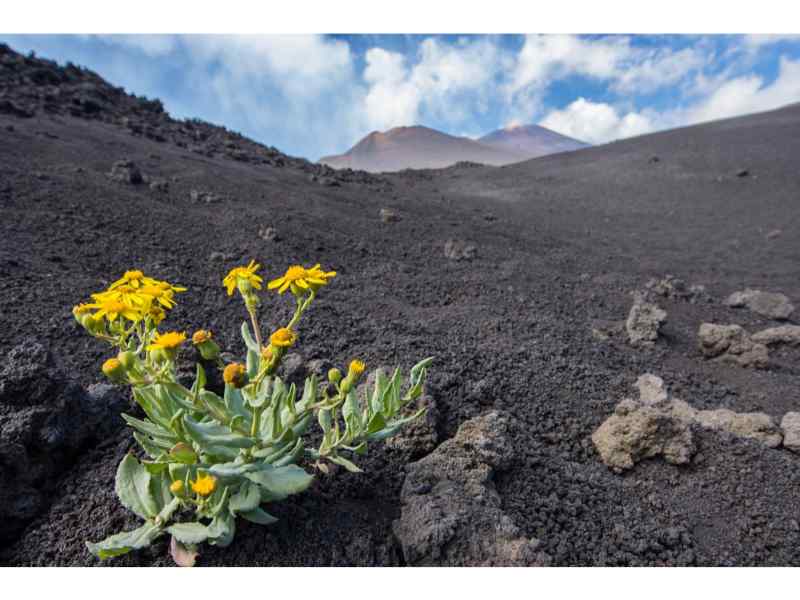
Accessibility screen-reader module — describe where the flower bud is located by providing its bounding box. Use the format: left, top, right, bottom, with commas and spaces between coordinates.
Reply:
327, 367, 342, 384
347, 359, 366, 381
170, 480, 184, 496
101, 357, 126, 383
192, 329, 220, 361
223, 363, 247, 388
117, 350, 138, 370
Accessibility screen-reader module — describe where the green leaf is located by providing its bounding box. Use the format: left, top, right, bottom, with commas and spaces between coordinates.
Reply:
228, 481, 261, 514
245, 464, 314, 500
86, 522, 163, 559
167, 522, 211, 545
366, 408, 427, 442
298, 374, 318, 411
207, 512, 235, 547
191, 363, 207, 396
115, 454, 159, 520
169, 442, 198, 465
241, 321, 260, 352
208, 461, 263, 479
170, 536, 199, 567
239, 507, 278, 526
328, 454, 363, 473
183, 416, 255, 450
410, 356, 434, 384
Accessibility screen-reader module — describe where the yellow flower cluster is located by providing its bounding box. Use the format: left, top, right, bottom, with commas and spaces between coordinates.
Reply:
268, 264, 337, 296
77, 270, 186, 325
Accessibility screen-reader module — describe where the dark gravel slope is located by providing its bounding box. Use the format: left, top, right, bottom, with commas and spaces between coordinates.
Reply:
1, 45, 800, 566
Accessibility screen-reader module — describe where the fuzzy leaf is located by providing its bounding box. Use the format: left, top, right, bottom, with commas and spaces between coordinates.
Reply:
86, 522, 163, 559
245, 464, 313, 500
207, 512, 236, 547
239, 507, 278, 526
241, 321, 260, 352
228, 481, 261, 514
167, 522, 211, 545
115, 454, 159, 520
183, 416, 255, 450
328, 454, 363, 473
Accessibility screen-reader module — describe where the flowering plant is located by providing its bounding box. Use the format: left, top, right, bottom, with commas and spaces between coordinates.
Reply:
74, 262, 432, 565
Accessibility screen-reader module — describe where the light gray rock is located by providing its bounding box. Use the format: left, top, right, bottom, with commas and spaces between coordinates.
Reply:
626, 293, 667, 346
780, 412, 800, 453
725, 289, 795, 320
645, 274, 711, 303
697, 323, 769, 368
694, 409, 782, 448
752, 325, 800, 347
635, 374, 668, 405
379, 208, 401, 223
592, 399, 696, 472
394, 411, 550, 566
443, 239, 477, 261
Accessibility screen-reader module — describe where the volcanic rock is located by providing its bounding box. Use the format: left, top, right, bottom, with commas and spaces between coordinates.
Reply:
394, 411, 551, 566
751, 325, 800, 346
780, 413, 800, 453
645, 274, 710, 303
443, 239, 477, 261
725, 289, 795, 320
626, 293, 667, 346
694, 409, 782, 448
385, 394, 440, 458
379, 208, 401, 223
107, 159, 143, 184
697, 323, 769, 368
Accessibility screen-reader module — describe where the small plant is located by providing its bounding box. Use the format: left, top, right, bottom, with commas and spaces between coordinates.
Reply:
74, 262, 431, 565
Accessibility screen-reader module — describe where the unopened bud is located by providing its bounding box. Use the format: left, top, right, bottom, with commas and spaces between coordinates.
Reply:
327, 367, 342, 384
192, 330, 220, 361
117, 350, 137, 370
170, 480, 184, 496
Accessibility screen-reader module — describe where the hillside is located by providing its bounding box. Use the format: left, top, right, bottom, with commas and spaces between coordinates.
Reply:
1, 43, 800, 567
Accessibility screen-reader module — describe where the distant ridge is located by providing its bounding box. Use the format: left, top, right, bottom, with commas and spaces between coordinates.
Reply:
320, 124, 588, 173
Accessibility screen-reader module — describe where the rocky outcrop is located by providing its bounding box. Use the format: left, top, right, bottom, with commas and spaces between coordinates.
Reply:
697, 323, 769, 368
752, 325, 800, 347
780, 413, 800, 453
626, 293, 667, 346
694, 409, 782, 448
725, 289, 795, 320
594, 374, 784, 472
385, 394, 440, 459
107, 159, 143, 185
0, 340, 131, 545
394, 411, 550, 566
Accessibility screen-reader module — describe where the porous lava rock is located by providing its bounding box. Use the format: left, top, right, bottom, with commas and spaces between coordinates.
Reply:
626, 293, 667, 346
697, 323, 769, 368
394, 411, 551, 566
725, 289, 795, 320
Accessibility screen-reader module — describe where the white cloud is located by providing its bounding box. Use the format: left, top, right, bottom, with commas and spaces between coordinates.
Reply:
539, 97, 654, 144
743, 34, 800, 49
359, 37, 505, 132
679, 56, 800, 124
612, 46, 706, 93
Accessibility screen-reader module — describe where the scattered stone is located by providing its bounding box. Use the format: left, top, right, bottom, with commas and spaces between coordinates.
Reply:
736, 169, 750, 178
766, 229, 782, 240
626, 293, 666, 346
694, 409, 782, 448
590, 319, 624, 341
379, 208, 401, 223
443, 239, 477, 261
751, 325, 800, 346
725, 289, 795, 320
697, 323, 769, 368
149, 179, 169, 192
645, 274, 710, 303
258, 225, 279, 242
107, 159, 143, 184
780, 413, 800, 453
648, 156, 660, 164
394, 411, 550, 566
636, 374, 668, 405
592, 387, 695, 472
190, 189, 223, 204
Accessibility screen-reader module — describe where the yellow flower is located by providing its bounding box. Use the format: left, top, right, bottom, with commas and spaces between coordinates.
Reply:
348, 359, 366, 379
223, 260, 263, 296
109, 269, 151, 290
269, 327, 297, 348
146, 331, 187, 352
223, 363, 247, 388
86, 297, 143, 322
190, 473, 217, 497
170, 480, 184, 495
192, 330, 212, 345
267, 263, 336, 296
72, 303, 93, 316
138, 284, 177, 309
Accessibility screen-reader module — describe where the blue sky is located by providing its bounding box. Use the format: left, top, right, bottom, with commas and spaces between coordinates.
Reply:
2, 34, 800, 160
